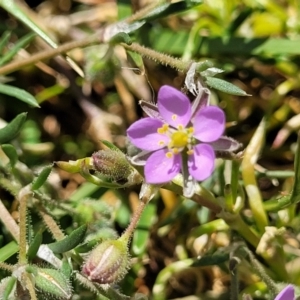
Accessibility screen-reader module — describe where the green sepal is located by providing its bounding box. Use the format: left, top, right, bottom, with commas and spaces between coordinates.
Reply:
0, 112, 27, 144
27, 229, 43, 261
1, 144, 18, 167
47, 224, 87, 253
31, 164, 53, 190
204, 76, 250, 96
0, 276, 17, 300
33, 267, 72, 299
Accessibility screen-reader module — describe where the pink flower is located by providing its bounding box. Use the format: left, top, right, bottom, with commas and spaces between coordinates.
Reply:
275, 285, 295, 300
127, 85, 240, 197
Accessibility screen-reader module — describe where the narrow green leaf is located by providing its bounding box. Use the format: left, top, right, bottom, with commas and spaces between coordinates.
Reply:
31, 164, 53, 190
192, 253, 229, 267
0, 0, 57, 48
205, 77, 250, 96
0, 32, 36, 66
0, 276, 17, 300
142, 0, 203, 22
290, 133, 300, 204
0, 84, 40, 107
0, 112, 27, 144
1, 144, 18, 167
0, 0, 83, 77
48, 225, 87, 253
0, 241, 19, 262
27, 229, 43, 261
0, 31, 11, 54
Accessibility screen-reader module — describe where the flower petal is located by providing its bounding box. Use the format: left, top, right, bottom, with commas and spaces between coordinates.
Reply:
188, 144, 215, 181
157, 85, 191, 128
275, 285, 295, 300
193, 106, 225, 142
145, 149, 181, 184
127, 118, 169, 151
210, 136, 242, 152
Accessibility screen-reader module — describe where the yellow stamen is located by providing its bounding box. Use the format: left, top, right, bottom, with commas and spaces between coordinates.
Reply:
187, 149, 194, 155
172, 114, 177, 121
172, 148, 180, 154
157, 124, 169, 134
187, 127, 194, 134
166, 152, 173, 158
158, 141, 165, 146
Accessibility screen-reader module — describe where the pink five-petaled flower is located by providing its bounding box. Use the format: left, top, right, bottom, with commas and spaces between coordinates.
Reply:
275, 285, 295, 300
127, 85, 239, 197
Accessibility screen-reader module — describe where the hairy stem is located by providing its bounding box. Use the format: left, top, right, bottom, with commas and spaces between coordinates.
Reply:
122, 42, 190, 71
18, 187, 32, 264
38, 206, 65, 241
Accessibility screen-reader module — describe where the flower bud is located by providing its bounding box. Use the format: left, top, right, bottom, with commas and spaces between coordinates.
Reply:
82, 239, 130, 284
92, 150, 143, 186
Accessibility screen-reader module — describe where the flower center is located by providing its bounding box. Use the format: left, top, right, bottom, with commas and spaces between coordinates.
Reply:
157, 124, 195, 156
171, 131, 188, 148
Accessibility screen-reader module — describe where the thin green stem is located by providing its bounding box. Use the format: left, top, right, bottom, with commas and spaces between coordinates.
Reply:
241, 119, 268, 233
0, 200, 20, 242
24, 273, 37, 300
243, 247, 279, 298
38, 206, 65, 241
230, 257, 240, 300
0, 34, 99, 75
122, 42, 191, 71
0, 262, 14, 272
165, 181, 222, 213
121, 185, 152, 241
18, 187, 32, 264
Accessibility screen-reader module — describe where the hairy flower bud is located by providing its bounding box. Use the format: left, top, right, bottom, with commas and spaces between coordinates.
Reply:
92, 149, 142, 186
82, 239, 130, 284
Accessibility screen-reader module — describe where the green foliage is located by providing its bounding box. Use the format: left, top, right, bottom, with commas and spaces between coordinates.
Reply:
0, 112, 27, 144
47, 224, 87, 254
0, 0, 299, 299
0, 84, 39, 107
